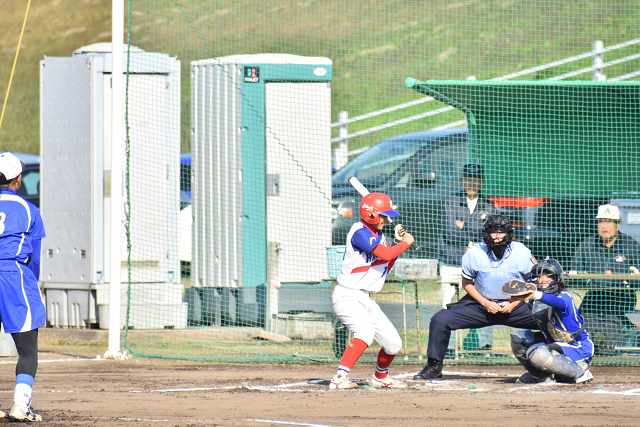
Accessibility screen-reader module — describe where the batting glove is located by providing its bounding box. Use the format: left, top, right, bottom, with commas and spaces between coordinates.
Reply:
394, 224, 405, 243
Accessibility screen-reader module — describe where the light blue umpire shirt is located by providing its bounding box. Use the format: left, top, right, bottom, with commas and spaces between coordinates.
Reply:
461, 241, 534, 300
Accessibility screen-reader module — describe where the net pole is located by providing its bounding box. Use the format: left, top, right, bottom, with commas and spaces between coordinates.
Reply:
0, 0, 32, 135
107, 0, 125, 357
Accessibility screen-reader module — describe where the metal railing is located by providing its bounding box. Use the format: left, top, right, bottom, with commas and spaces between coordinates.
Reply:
331, 39, 640, 169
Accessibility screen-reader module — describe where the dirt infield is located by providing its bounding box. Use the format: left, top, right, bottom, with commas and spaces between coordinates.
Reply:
0, 348, 639, 426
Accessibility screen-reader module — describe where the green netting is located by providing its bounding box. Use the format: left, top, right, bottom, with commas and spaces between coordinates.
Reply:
121, 0, 640, 366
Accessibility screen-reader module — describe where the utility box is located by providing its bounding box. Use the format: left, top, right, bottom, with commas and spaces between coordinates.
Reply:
190, 54, 333, 328
40, 43, 183, 329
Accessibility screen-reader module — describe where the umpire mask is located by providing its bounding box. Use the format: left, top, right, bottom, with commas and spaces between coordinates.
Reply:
482, 214, 513, 259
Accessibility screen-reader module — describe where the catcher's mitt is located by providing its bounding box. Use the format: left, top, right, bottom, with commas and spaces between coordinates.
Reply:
501, 279, 537, 299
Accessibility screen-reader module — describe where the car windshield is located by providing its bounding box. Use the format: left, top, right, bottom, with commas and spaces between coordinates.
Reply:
332, 139, 424, 187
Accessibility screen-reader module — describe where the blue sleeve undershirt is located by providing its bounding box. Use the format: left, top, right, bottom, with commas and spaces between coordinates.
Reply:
538, 292, 568, 311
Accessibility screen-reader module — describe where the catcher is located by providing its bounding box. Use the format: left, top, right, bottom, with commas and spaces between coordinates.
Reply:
503, 257, 594, 384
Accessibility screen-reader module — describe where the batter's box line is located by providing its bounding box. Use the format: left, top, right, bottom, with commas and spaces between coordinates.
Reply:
251, 419, 344, 427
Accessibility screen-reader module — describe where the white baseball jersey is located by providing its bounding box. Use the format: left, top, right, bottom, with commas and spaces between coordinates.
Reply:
337, 221, 394, 293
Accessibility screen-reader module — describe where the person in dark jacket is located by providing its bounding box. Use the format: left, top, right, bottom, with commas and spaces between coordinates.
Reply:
572, 204, 640, 354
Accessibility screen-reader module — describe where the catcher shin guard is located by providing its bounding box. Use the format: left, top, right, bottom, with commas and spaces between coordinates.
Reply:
526, 343, 583, 382
510, 329, 535, 359
511, 330, 546, 380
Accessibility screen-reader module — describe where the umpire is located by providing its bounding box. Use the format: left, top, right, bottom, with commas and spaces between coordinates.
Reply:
0, 153, 46, 421
414, 214, 538, 380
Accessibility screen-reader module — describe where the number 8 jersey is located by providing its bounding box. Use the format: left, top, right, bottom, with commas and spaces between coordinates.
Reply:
0, 187, 46, 333
337, 221, 396, 293
0, 190, 45, 264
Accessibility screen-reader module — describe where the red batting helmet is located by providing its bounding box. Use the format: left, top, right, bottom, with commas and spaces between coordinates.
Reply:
359, 193, 400, 224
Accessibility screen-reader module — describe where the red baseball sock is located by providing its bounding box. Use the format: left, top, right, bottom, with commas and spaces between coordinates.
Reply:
374, 348, 396, 379
337, 338, 369, 373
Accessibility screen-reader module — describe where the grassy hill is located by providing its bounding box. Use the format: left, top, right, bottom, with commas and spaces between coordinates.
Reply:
0, 0, 113, 154
1, 0, 638, 155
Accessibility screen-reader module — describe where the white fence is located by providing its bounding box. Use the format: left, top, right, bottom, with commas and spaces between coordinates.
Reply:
331, 38, 640, 169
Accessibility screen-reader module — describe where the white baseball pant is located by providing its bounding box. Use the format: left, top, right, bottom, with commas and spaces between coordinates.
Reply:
332, 284, 402, 355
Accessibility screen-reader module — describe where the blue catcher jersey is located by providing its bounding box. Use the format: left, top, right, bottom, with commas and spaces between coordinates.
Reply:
538, 291, 594, 364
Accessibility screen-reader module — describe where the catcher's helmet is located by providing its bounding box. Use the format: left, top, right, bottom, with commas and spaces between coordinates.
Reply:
482, 214, 513, 234
359, 193, 399, 225
532, 257, 565, 294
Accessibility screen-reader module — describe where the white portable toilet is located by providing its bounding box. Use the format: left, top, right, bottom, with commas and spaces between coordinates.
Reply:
190, 54, 333, 329
40, 43, 187, 329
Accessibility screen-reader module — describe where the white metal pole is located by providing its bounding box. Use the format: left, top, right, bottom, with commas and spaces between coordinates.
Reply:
332, 111, 349, 170
593, 40, 605, 81
107, 0, 125, 357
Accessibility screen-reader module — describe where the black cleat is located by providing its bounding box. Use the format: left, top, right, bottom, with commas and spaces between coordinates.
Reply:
413, 359, 443, 380
517, 372, 550, 384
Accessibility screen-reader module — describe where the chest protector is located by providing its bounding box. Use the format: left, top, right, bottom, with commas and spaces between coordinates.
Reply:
531, 301, 584, 344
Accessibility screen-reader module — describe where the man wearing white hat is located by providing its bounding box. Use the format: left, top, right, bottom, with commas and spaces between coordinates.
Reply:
0, 152, 46, 421
572, 203, 640, 354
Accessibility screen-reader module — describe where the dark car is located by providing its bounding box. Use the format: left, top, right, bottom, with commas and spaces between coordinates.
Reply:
489, 197, 608, 267
331, 129, 607, 265
12, 153, 40, 208
332, 128, 469, 257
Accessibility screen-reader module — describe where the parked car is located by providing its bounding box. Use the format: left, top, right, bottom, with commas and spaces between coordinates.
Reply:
180, 153, 192, 209
179, 153, 193, 270
332, 128, 469, 258
491, 197, 607, 267
331, 129, 607, 266
11, 153, 40, 208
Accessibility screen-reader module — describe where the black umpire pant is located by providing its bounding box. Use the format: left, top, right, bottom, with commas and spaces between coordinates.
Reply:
427, 294, 538, 361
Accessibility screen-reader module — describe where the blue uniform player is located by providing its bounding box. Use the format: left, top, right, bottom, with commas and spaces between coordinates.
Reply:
414, 214, 539, 380
0, 153, 46, 421
510, 257, 594, 384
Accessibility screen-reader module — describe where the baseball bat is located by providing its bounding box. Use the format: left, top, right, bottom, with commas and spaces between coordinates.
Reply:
348, 176, 420, 252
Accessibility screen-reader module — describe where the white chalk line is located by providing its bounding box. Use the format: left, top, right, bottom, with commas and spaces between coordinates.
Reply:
127, 371, 640, 395
130, 380, 315, 393
592, 387, 640, 396
252, 419, 342, 427
96, 416, 169, 422
0, 357, 98, 364
0, 368, 635, 397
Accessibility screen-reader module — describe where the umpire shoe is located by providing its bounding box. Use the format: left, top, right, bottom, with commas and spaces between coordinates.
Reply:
371, 375, 408, 389
413, 358, 443, 380
7, 403, 42, 422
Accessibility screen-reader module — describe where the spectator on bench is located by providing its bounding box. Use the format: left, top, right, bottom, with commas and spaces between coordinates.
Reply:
572, 204, 640, 353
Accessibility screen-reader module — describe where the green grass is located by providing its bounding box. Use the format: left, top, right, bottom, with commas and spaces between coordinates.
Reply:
0, 0, 113, 154
1, 0, 638, 154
